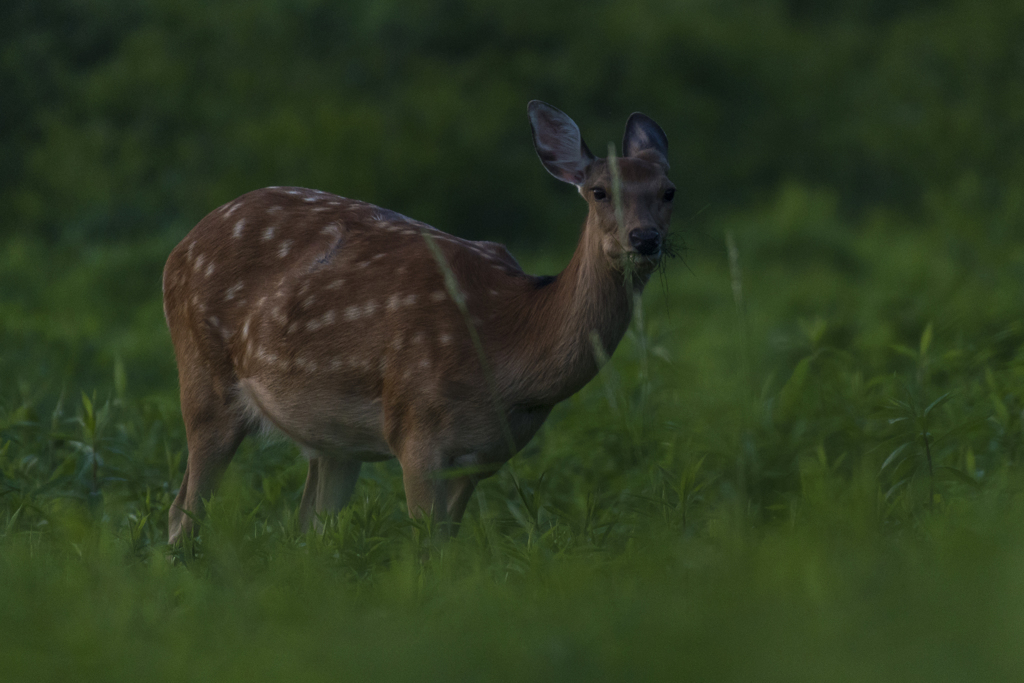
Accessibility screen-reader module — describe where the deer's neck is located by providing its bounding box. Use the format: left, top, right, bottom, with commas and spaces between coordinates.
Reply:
501, 221, 641, 406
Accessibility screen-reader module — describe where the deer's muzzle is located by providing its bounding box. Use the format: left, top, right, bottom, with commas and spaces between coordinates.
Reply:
628, 228, 662, 257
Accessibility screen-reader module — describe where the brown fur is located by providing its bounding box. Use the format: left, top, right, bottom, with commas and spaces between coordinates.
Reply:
164, 104, 674, 543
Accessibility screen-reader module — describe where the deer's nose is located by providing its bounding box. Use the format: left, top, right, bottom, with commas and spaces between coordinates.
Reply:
628, 228, 662, 256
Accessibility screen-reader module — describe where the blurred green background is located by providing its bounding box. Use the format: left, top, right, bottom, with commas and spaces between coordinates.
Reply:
3, 1, 1024, 680
4, 0, 1023, 245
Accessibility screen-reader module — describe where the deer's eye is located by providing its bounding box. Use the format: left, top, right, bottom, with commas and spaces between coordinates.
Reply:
591, 187, 608, 201
663, 188, 676, 202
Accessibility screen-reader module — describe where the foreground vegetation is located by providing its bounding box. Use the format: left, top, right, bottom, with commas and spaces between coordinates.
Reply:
2, 183, 1023, 679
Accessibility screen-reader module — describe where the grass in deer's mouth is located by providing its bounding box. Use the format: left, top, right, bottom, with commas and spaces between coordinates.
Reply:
640, 230, 685, 281
660, 230, 685, 262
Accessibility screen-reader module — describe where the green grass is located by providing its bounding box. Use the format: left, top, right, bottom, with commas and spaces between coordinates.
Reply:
3, 185, 1024, 680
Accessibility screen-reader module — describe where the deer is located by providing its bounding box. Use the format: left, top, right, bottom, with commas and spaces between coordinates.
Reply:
162, 101, 674, 544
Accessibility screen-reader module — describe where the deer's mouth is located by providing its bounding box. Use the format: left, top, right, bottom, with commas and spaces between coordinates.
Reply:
626, 250, 662, 269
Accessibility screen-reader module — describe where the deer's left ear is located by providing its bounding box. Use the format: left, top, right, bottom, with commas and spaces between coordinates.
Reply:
622, 113, 669, 168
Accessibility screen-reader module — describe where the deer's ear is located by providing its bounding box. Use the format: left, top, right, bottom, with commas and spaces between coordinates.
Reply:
528, 100, 594, 186
622, 113, 669, 168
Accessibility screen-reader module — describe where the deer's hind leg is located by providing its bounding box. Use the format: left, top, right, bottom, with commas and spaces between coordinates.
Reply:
168, 363, 249, 545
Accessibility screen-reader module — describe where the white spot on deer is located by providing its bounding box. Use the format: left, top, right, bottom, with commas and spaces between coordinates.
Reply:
286, 189, 302, 196
390, 332, 404, 350
344, 301, 378, 321
278, 240, 292, 258
268, 205, 283, 214
225, 282, 244, 301
263, 226, 276, 241
298, 281, 310, 296
272, 307, 287, 324
412, 331, 425, 345
419, 358, 431, 370
208, 316, 220, 329
489, 289, 498, 297
303, 195, 318, 203
397, 265, 408, 276
193, 253, 206, 273
204, 261, 215, 278
325, 278, 345, 290
321, 223, 341, 237
224, 203, 239, 217
307, 310, 336, 331
386, 294, 402, 312
330, 358, 344, 371
186, 241, 196, 261
257, 296, 268, 308
403, 293, 417, 307
302, 295, 315, 310
232, 218, 246, 238
356, 260, 370, 269
287, 321, 300, 335
372, 253, 386, 261
241, 320, 251, 340
429, 290, 445, 303
439, 332, 452, 346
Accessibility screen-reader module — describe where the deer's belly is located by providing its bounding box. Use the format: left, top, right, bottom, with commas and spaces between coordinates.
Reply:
239, 378, 392, 460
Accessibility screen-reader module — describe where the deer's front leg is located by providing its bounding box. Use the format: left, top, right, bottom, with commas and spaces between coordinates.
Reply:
298, 451, 362, 533
399, 444, 477, 538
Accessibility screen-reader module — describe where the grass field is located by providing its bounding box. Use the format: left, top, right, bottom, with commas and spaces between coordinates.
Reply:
3, 184, 1024, 681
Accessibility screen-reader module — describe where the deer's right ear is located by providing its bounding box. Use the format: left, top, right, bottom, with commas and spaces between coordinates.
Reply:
528, 101, 594, 187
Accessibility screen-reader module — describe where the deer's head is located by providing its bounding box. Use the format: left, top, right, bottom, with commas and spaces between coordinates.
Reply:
528, 100, 674, 278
